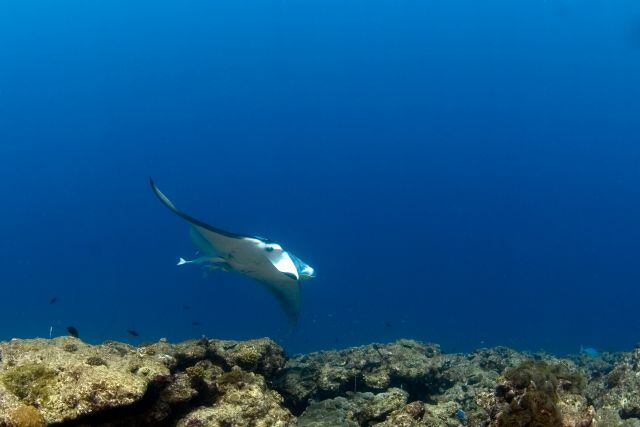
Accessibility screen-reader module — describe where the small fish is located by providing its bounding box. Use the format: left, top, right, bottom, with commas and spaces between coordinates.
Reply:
384, 321, 392, 328
455, 409, 466, 421
49, 297, 58, 304
191, 321, 201, 326
66, 326, 79, 338
126, 329, 140, 337
183, 305, 191, 310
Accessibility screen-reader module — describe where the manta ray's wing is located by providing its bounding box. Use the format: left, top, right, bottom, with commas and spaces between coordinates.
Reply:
258, 246, 301, 324
263, 279, 301, 325
150, 178, 251, 256
150, 178, 302, 323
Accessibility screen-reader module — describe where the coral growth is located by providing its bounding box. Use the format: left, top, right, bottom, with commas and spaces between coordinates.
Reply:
176, 367, 294, 427
0, 336, 638, 426
486, 360, 592, 427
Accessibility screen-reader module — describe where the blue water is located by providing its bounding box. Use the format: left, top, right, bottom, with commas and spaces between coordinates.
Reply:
1, 0, 639, 356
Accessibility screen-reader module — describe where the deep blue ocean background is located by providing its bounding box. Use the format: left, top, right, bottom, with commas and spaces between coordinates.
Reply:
1, 0, 639, 356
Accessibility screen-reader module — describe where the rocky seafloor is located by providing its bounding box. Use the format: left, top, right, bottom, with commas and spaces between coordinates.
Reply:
0, 337, 639, 426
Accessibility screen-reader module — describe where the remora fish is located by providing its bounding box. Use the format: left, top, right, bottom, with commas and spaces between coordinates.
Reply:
150, 178, 315, 323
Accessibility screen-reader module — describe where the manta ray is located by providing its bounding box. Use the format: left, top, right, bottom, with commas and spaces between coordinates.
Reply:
150, 178, 315, 323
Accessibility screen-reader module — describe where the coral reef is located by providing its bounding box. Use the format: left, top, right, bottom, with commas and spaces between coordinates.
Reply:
585, 346, 640, 426
1, 336, 640, 425
297, 388, 407, 426
0, 337, 164, 424
274, 339, 444, 413
482, 359, 592, 426
176, 367, 294, 427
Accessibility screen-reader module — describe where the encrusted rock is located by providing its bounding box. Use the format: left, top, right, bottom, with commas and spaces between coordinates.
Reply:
481, 359, 594, 427
356, 387, 408, 424
208, 337, 287, 379
429, 348, 530, 424
298, 397, 359, 427
160, 372, 199, 405
298, 388, 407, 427
374, 401, 425, 427
3, 336, 640, 426
185, 359, 225, 396
588, 347, 640, 421
0, 337, 170, 424
176, 367, 294, 427
594, 407, 640, 426
0, 337, 289, 426
275, 339, 443, 414
137, 337, 209, 369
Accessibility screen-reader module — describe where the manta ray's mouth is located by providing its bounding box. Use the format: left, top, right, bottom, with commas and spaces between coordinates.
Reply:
301, 265, 315, 278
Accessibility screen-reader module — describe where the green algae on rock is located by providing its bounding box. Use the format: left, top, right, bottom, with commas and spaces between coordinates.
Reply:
1, 363, 56, 406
